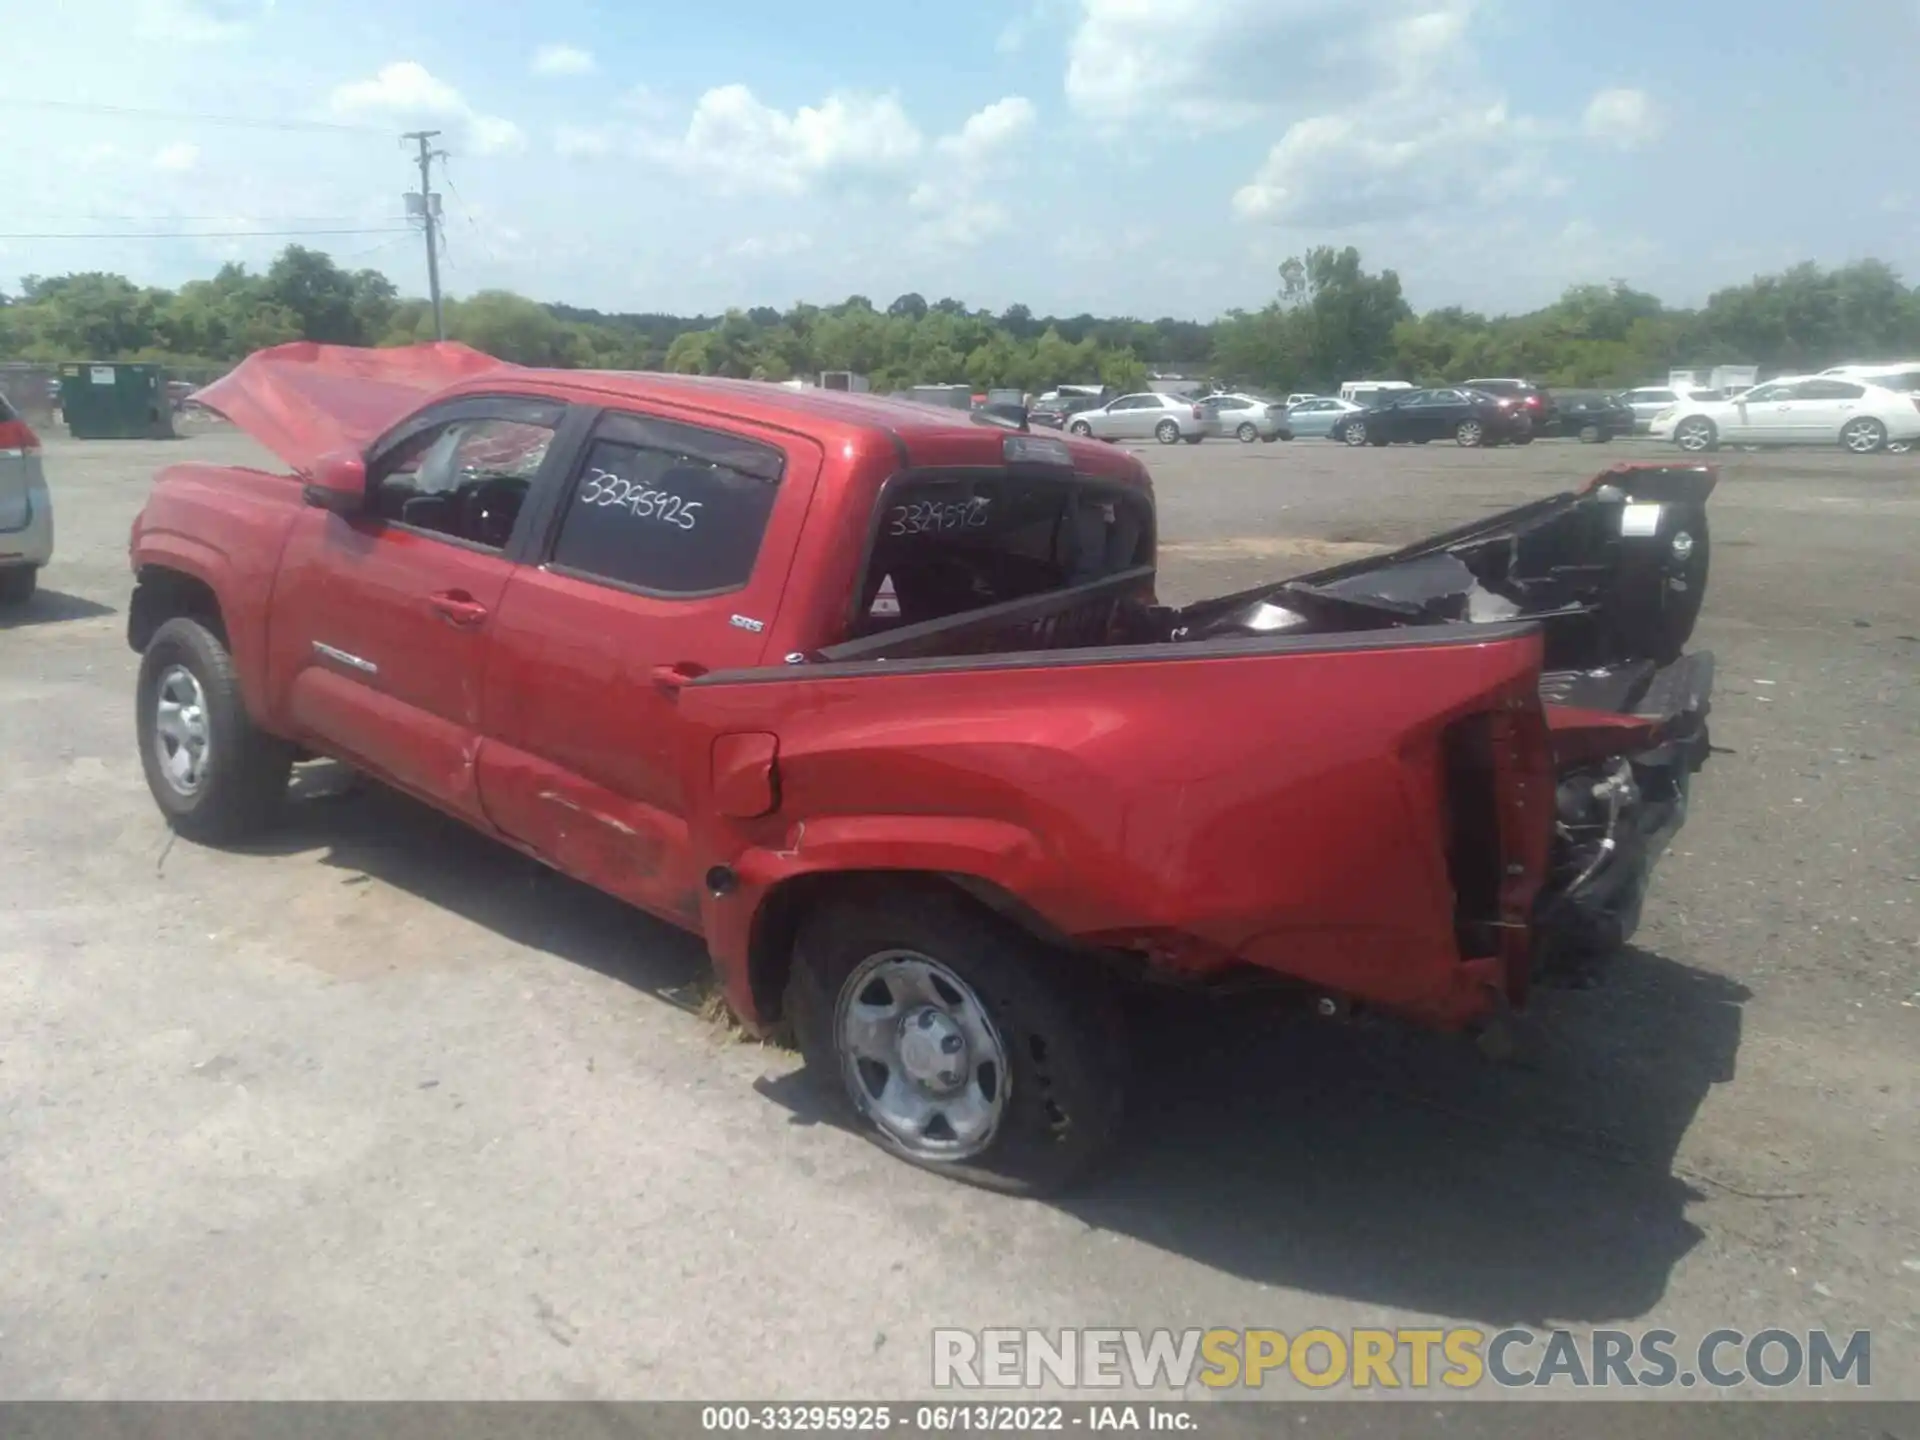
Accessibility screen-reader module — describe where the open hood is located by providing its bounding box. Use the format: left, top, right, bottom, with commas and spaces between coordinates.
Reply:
191, 341, 516, 473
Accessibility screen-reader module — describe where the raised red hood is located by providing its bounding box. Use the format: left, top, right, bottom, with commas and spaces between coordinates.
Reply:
192, 341, 516, 473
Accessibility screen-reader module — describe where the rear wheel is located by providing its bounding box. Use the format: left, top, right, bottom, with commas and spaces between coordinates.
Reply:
1675, 417, 1718, 453
0, 566, 36, 605
1235, 422, 1258, 443
1841, 417, 1887, 455
1183, 434, 1204, 445
1155, 419, 1181, 445
787, 887, 1126, 1195
1455, 420, 1485, 447
136, 617, 294, 843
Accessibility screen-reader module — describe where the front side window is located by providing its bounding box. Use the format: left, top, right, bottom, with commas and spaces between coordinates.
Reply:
549, 413, 784, 596
371, 415, 555, 551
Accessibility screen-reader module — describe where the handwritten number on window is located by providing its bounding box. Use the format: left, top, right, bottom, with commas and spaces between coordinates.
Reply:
577, 466, 701, 531
886, 497, 990, 537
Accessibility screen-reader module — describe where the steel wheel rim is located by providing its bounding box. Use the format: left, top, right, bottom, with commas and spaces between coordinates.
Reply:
153, 664, 212, 796
835, 949, 1010, 1161
1677, 421, 1711, 451
1843, 420, 1882, 453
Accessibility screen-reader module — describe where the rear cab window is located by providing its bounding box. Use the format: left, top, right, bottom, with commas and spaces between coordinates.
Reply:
852, 465, 1153, 639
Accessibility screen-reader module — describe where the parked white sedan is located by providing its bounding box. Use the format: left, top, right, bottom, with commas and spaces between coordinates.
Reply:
1650, 374, 1920, 455
1067, 392, 1206, 445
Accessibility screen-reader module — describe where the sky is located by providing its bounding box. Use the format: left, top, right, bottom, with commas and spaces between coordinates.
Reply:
2, 0, 1918, 323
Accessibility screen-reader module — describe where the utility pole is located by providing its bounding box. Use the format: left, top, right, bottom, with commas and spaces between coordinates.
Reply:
403, 130, 446, 340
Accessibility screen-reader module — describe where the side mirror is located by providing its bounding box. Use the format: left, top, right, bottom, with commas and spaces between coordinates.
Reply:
303, 451, 367, 514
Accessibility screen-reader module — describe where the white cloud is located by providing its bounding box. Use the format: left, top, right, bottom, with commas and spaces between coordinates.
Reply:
640, 85, 923, 195
553, 124, 615, 159
1233, 102, 1550, 227
135, 0, 270, 43
328, 61, 526, 156
152, 141, 200, 172
729, 233, 814, 260
937, 96, 1037, 166
911, 97, 1037, 250
1583, 88, 1663, 149
531, 43, 595, 77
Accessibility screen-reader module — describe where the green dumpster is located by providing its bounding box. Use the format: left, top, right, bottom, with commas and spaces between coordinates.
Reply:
57, 362, 177, 440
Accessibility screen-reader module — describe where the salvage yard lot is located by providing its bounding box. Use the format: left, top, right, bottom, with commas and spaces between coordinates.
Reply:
2, 429, 1916, 1399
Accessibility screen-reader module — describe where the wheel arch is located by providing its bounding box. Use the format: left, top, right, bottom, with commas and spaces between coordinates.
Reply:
740, 868, 1087, 1030
130, 562, 230, 653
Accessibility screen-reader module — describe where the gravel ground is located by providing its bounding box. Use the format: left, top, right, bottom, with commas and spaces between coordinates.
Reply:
1, 426, 1915, 1403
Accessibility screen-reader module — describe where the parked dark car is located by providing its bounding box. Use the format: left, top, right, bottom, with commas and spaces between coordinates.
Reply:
1554, 391, 1637, 443
1461, 377, 1554, 439
1029, 394, 1104, 430
1330, 387, 1533, 448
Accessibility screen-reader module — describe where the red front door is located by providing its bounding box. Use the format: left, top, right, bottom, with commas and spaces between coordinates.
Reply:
265, 397, 566, 821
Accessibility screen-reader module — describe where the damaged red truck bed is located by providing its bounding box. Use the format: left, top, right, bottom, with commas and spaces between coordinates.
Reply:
128, 342, 1715, 1192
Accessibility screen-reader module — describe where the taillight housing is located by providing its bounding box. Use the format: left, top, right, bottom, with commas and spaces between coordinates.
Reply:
0, 418, 40, 458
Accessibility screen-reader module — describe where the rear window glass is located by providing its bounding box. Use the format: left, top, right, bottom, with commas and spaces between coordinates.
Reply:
855, 472, 1152, 637
1867, 370, 1920, 393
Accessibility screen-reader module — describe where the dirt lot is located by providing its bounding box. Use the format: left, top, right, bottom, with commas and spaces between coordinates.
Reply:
1, 427, 1916, 1401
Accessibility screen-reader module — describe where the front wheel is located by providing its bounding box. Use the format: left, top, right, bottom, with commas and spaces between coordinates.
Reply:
1841, 417, 1887, 455
787, 887, 1126, 1196
1343, 423, 1368, 447
1155, 419, 1181, 445
136, 617, 294, 843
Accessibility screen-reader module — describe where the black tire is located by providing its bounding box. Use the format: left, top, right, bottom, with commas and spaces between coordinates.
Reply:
1235, 422, 1258, 443
1674, 416, 1718, 453
786, 885, 1126, 1196
136, 616, 294, 844
1183, 434, 1204, 446
1155, 419, 1181, 445
1578, 423, 1602, 444
1511, 432, 1533, 446
1069, 421, 1093, 438
0, 566, 36, 605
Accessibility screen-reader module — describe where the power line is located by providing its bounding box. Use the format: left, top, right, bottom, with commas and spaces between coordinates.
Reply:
28, 213, 379, 223
0, 227, 414, 239
6, 98, 387, 134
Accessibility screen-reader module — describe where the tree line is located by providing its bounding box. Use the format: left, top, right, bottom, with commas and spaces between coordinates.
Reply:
5, 242, 1919, 396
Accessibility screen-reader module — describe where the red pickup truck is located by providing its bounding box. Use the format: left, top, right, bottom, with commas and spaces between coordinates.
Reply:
128, 342, 1716, 1193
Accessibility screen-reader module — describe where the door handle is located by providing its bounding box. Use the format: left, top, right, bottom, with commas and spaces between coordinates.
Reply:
429, 590, 489, 626
651, 661, 708, 696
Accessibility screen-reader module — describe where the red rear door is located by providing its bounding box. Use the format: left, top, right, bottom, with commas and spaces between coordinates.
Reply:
474, 406, 822, 927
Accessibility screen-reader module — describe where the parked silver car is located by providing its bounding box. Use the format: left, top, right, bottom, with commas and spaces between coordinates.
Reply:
1286, 396, 1364, 438
1195, 392, 1293, 442
0, 392, 53, 604
1067, 391, 1206, 444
